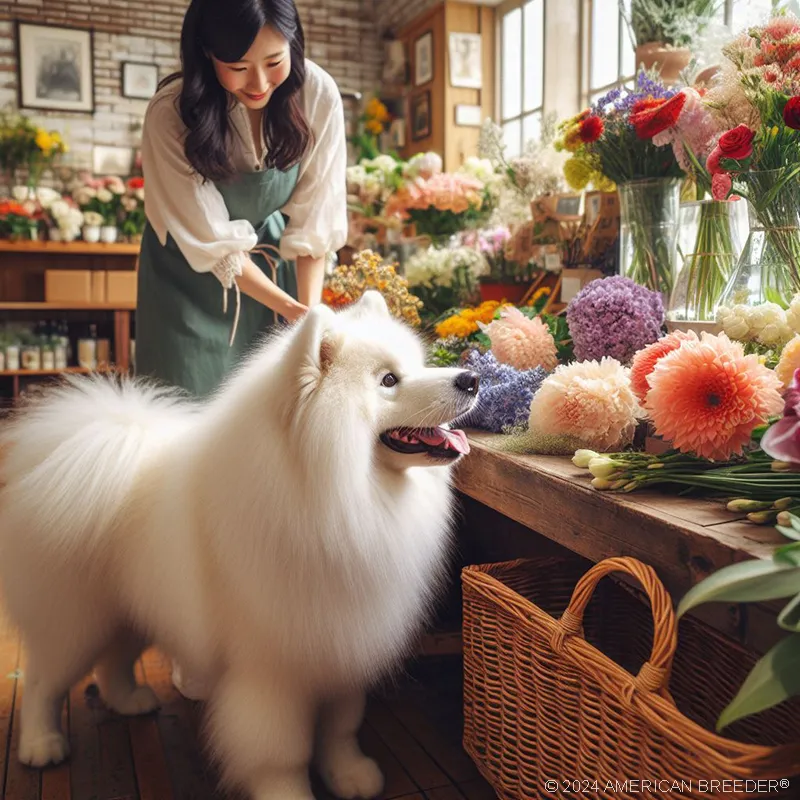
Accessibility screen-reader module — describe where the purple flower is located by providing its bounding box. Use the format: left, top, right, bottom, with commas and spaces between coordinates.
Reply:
565, 276, 664, 364
453, 349, 547, 433
762, 369, 800, 464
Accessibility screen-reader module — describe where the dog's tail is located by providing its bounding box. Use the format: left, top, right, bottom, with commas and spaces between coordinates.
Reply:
0, 374, 192, 555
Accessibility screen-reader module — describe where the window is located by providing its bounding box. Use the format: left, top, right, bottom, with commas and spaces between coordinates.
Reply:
498, 0, 545, 158
584, 0, 778, 106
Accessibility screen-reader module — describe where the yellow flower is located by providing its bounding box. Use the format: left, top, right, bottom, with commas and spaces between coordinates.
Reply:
563, 156, 592, 191
35, 129, 53, 153
365, 119, 383, 135
365, 97, 390, 123
531, 286, 551, 303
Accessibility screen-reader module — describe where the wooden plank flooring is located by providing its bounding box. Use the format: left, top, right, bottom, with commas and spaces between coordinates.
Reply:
0, 612, 496, 800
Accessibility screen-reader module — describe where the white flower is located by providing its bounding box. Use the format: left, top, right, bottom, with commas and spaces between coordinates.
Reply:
364, 154, 398, 176
83, 211, 103, 227
346, 165, 367, 189
74, 187, 96, 205
716, 304, 752, 341
50, 199, 70, 220
36, 187, 61, 209
134, 188, 145, 202
404, 152, 442, 180
458, 156, 495, 183
96, 188, 113, 204
787, 293, 800, 334
11, 185, 30, 202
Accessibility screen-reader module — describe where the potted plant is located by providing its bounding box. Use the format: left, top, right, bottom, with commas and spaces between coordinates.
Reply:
121, 177, 145, 244
621, 0, 720, 84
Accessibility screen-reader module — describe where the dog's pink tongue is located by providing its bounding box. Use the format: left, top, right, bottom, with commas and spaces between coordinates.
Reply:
417, 427, 470, 454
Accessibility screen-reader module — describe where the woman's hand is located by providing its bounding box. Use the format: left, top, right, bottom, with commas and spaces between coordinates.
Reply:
235, 257, 307, 321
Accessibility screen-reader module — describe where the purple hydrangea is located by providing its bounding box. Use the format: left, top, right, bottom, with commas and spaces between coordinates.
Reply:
453, 349, 547, 433
565, 276, 664, 364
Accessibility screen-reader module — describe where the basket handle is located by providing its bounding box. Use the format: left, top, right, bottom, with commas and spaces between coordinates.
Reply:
551, 557, 678, 697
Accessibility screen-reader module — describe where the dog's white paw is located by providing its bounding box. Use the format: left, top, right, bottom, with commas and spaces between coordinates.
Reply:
19, 730, 70, 768
320, 754, 385, 799
107, 685, 160, 716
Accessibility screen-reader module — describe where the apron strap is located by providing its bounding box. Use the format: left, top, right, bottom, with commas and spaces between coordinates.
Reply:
223, 243, 283, 347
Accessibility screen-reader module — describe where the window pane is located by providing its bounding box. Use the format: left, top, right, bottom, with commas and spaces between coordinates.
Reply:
620, 0, 636, 77
503, 119, 522, 159
523, 0, 544, 112
502, 9, 522, 120
523, 112, 542, 146
591, 0, 620, 90
732, 0, 775, 31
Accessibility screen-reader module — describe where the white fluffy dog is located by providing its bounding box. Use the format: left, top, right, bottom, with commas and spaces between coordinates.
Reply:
0, 291, 479, 800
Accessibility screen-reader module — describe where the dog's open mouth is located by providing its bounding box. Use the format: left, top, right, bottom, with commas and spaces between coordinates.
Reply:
379, 426, 470, 459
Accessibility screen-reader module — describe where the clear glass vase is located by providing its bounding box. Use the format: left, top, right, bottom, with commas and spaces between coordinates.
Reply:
718, 167, 800, 309
667, 199, 744, 322
618, 177, 681, 298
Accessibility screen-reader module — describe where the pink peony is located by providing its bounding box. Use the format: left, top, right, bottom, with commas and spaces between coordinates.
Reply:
712, 172, 733, 200
481, 307, 558, 372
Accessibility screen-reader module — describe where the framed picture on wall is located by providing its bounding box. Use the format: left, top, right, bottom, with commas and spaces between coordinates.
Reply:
448, 32, 482, 89
411, 91, 431, 141
15, 21, 94, 113
121, 61, 159, 100
414, 31, 433, 86
93, 145, 134, 177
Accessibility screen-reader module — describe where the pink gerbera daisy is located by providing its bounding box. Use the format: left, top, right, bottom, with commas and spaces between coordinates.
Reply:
645, 333, 784, 460
629, 329, 698, 405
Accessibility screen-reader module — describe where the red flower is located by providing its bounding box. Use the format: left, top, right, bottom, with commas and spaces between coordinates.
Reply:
127, 176, 144, 190
784, 97, 800, 130
718, 124, 755, 160
706, 146, 724, 175
629, 91, 687, 139
578, 115, 604, 143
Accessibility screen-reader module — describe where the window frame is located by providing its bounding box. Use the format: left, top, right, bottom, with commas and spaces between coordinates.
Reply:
495, 0, 547, 154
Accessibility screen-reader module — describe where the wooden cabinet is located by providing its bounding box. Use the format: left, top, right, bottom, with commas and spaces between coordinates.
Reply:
396, 1, 496, 171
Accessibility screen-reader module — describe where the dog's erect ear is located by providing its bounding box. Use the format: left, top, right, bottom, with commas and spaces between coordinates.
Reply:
287, 304, 339, 376
353, 290, 390, 318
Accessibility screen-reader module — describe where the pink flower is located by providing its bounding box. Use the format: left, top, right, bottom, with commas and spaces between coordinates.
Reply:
761, 368, 800, 464
712, 172, 733, 200
629, 330, 698, 405
481, 307, 558, 372
646, 333, 784, 460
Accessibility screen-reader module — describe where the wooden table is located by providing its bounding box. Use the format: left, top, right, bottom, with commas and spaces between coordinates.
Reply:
454, 431, 787, 655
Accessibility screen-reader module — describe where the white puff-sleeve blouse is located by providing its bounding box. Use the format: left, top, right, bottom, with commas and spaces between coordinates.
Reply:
141, 59, 348, 290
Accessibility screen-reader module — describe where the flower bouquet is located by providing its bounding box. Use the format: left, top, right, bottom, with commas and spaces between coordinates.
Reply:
0, 198, 40, 240
349, 96, 392, 162
707, 13, 800, 308
0, 112, 67, 189
346, 154, 406, 249
120, 177, 146, 242
557, 70, 685, 297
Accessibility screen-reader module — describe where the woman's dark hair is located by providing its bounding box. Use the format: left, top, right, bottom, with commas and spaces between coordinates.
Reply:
160, 0, 312, 182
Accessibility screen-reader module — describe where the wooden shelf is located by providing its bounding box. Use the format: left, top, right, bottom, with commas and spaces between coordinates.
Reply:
0, 367, 94, 377
0, 301, 135, 311
0, 240, 140, 255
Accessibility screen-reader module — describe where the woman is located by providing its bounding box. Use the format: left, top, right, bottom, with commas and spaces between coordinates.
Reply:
136, 0, 347, 397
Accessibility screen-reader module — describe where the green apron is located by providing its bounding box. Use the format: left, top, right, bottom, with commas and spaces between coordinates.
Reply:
135, 164, 300, 397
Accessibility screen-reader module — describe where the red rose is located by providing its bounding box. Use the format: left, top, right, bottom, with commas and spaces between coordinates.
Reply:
127, 176, 144, 190
718, 125, 755, 160
578, 115, 604, 143
784, 97, 800, 130
629, 92, 687, 139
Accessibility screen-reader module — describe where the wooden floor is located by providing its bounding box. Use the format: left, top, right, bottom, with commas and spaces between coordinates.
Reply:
0, 614, 497, 800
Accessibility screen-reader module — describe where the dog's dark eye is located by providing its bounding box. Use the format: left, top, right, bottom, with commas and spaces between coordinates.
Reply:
381, 373, 399, 388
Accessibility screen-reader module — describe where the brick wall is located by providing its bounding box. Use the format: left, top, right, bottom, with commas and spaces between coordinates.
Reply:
373, 0, 441, 35
0, 0, 382, 176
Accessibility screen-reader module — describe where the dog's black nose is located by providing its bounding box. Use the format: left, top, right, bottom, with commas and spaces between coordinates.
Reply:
455, 370, 480, 395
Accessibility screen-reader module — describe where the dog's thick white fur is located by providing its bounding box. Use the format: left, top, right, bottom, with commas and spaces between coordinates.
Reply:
0, 291, 478, 800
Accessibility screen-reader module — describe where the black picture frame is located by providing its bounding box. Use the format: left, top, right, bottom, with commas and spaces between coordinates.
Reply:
411, 90, 431, 141
15, 20, 95, 114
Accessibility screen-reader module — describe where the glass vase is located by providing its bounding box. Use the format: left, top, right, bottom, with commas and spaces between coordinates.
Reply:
718, 167, 800, 309
667, 199, 744, 322
618, 177, 681, 298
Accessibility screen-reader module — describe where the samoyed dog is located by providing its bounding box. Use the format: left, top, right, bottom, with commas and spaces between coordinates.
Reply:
0, 291, 479, 800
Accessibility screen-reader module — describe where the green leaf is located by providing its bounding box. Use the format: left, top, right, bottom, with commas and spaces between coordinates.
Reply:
778, 592, 800, 633
716, 634, 800, 731
774, 541, 800, 566
677, 559, 800, 617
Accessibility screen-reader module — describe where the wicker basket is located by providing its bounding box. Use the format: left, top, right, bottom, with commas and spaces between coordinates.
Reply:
462, 556, 800, 799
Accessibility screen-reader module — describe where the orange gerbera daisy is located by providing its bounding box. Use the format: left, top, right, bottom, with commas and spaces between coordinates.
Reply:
645, 333, 784, 461
629, 329, 698, 404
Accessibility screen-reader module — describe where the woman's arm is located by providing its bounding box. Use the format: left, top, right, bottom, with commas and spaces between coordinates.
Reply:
295, 254, 326, 307
235, 258, 307, 321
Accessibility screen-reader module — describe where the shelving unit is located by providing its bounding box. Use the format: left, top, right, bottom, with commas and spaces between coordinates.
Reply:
0, 240, 139, 408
